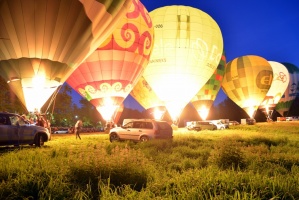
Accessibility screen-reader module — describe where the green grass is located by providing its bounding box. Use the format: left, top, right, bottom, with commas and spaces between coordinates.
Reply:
0, 122, 299, 199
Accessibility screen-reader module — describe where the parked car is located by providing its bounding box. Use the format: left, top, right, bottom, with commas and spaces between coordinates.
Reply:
53, 128, 69, 134
187, 121, 217, 131
246, 118, 256, 125
208, 120, 226, 130
229, 121, 240, 126
109, 119, 173, 142
0, 112, 51, 147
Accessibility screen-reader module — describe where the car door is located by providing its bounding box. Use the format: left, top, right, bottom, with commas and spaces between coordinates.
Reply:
6, 115, 20, 145
130, 121, 144, 140
16, 118, 36, 144
139, 122, 153, 138
118, 122, 135, 140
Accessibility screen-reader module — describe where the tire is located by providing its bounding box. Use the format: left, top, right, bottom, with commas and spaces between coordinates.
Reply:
35, 134, 44, 147
109, 133, 119, 142
140, 136, 149, 142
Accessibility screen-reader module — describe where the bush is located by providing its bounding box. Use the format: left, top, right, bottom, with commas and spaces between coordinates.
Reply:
209, 137, 246, 170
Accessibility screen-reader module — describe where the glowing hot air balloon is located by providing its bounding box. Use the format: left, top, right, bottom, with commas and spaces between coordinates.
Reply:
259, 61, 289, 120
191, 50, 226, 120
0, 0, 132, 112
143, 6, 223, 124
67, 0, 154, 121
275, 63, 299, 116
113, 103, 124, 125
222, 55, 273, 118
130, 76, 166, 119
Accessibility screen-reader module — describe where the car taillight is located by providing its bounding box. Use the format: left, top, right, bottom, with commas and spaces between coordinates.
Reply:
154, 130, 159, 135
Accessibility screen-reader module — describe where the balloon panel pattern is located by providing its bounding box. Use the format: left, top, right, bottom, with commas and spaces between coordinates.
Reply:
130, 76, 164, 110
275, 63, 299, 116
191, 50, 226, 115
0, 0, 132, 112
144, 6, 223, 120
67, 0, 154, 119
222, 55, 273, 118
259, 61, 289, 112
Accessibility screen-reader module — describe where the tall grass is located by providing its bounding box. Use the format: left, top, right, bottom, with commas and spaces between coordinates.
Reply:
0, 122, 299, 199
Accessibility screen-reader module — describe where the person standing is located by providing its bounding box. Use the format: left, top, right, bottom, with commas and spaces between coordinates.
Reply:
75, 119, 83, 140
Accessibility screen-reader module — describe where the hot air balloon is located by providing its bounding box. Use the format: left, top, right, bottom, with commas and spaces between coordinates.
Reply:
130, 76, 166, 119
222, 55, 273, 118
275, 63, 299, 116
191, 50, 226, 120
143, 5, 223, 124
258, 61, 289, 120
0, 0, 132, 113
113, 103, 124, 126
67, 0, 154, 121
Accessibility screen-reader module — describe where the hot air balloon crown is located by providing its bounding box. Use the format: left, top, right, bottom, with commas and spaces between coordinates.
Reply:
98, 0, 153, 60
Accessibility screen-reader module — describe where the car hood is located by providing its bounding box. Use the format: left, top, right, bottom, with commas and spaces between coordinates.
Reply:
110, 127, 125, 131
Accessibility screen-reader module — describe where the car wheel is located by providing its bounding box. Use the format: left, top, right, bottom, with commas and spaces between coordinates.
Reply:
35, 134, 44, 147
140, 136, 149, 142
109, 133, 119, 142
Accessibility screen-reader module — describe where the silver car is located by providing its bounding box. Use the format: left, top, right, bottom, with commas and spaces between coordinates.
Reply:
109, 119, 173, 142
0, 112, 51, 147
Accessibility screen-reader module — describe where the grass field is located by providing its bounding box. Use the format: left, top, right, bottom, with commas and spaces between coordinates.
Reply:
0, 122, 299, 199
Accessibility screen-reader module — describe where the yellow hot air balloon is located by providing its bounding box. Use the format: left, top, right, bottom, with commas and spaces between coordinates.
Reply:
0, 0, 132, 112
67, 0, 154, 121
143, 5, 223, 123
130, 76, 164, 110
130, 76, 166, 119
258, 61, 289, 120
222, 55, 273, 118
191, 50, 226, 120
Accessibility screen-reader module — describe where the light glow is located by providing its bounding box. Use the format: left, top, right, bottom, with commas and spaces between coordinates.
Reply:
22, 75, 60, 112
165, 102, 185, 123
97, 98, 119, 121
153, 108, 165, 120
198, 106, 209, 120
247, 106, 256, 119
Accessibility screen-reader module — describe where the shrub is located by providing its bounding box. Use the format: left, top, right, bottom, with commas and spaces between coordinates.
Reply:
209, 137, 246, 170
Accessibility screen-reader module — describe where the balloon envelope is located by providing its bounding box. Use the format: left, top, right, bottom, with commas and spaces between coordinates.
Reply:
259, 61, 289, 118
130, 76, 164, 110
222, 55, 273, 118
67, 0, 154, 121
0, 0, 132, 112
143, 5, 223, 122
191, 50, 226, 120
275, 63, 299, 116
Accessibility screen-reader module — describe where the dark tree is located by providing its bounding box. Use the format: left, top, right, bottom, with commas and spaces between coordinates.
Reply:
210, 97, 248, 122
